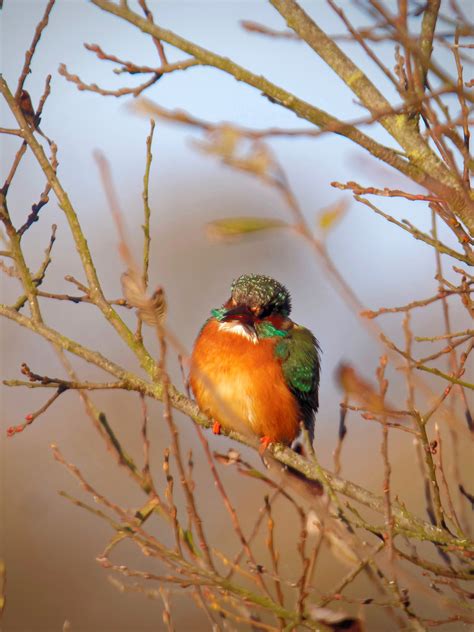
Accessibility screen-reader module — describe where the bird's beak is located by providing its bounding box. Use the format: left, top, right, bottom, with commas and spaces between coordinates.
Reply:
221, 304, 254, 325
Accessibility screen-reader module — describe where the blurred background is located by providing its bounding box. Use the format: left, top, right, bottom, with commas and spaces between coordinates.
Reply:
1, 1, 472, 630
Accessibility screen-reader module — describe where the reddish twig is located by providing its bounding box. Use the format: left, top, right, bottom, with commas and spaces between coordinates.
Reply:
332, 180, 443, 203
58, 63, 162, 98
15, 0, 56, 99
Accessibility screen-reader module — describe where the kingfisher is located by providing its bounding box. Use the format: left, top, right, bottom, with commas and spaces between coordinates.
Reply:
190, 274, 320, 452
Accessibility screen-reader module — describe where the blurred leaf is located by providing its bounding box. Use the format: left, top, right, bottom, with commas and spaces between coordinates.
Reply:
213, 126, 241, 159
121, 271, 167, 327
206, 216, 288, 242
336, 363, 385, 413
318, 199, 349, 233
195, 126, 241, 160
121, 269, 146, 309
196, 130, 276, 178
230, 144, 273, 176
139, 287, 167, 327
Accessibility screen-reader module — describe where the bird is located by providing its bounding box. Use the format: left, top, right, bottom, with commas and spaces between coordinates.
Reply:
189, 274, 320, 452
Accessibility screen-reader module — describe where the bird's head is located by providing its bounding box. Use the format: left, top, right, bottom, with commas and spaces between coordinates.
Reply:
211, 274, 291, 337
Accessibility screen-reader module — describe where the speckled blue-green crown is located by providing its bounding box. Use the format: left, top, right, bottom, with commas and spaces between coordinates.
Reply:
231, 274, 291, 315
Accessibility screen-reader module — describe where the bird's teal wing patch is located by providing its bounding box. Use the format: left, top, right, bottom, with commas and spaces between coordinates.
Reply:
275, 324, 320, 440
211, 307, 227, 321
255, 321, 288, 339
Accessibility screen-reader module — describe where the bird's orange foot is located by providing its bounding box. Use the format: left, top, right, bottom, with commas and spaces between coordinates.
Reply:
259, 436, 272, 455
212, 420, 222, 435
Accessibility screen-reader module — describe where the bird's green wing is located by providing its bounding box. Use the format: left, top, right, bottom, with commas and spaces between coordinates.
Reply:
274, 324, 321, 441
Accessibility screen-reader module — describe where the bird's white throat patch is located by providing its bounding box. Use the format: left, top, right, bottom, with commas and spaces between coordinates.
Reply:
218, 321, 258, 343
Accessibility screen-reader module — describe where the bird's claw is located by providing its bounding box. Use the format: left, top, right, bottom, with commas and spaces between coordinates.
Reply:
259, 436, 272, 455
212, 420, 222, 435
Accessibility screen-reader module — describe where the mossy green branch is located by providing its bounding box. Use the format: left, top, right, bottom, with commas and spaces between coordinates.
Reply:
271, 442, 473, 552
0, 194, 43, 322
269, 0, 474, 234
416, 364, 474, 391
418, 0, 441, 89
90, 0, 474, 235
271, 0, 394, 121
142, 119, 155, 290
1, 302, 472, 554
89, 2, 436, 193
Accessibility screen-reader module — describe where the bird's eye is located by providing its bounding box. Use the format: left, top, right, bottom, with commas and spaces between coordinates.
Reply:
259, 305, 274, 318
250, 306, 261, 316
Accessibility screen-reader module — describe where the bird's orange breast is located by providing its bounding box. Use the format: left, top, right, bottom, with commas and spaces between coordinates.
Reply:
189, 319, 301, 444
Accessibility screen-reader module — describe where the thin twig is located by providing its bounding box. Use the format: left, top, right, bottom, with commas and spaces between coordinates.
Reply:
15, 0, 56, 99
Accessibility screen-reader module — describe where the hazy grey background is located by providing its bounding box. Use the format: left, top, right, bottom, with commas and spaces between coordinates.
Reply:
1, 1, 472, 630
